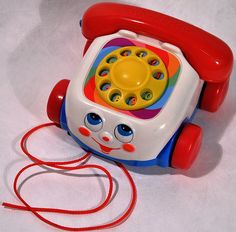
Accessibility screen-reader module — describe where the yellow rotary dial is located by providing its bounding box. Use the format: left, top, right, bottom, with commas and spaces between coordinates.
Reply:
95, 46, 168, 110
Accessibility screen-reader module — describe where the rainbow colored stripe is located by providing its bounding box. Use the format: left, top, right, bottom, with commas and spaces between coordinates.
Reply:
84, 38, 181, 119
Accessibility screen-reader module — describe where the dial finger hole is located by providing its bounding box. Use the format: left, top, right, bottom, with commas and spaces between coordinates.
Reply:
136, 50, 147, 58
110, 91, 122, 103
141, 90, 153, 101
153, 71, 164, 80
148, 58, 159, 66
126, 96, 137, 106
121, 50, 131, 56
107, 56, 118, 64
99, 68, 109, 77
100, 82, 111, 91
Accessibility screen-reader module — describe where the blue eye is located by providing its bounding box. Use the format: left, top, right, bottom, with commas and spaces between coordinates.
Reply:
85, 113, 103, 131
115, 124, 134, 143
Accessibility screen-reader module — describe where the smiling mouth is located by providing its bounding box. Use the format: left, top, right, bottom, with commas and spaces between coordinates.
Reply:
91, 137, 120, 154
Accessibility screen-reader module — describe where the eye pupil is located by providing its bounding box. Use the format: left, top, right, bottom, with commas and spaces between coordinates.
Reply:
118, 124, 133, 136
91, 113, 99, 120
88, 113, 102, 124
121, 125, 130, 132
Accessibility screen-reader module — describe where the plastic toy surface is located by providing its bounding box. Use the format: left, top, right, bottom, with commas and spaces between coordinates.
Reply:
47, 3, 233, 170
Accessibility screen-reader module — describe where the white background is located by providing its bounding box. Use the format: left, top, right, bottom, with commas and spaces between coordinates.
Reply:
0, 0, 236, 231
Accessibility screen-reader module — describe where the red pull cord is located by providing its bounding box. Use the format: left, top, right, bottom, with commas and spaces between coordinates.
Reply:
2, 123, 137, 231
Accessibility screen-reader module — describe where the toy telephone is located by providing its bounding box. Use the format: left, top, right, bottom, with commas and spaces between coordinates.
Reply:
2, 3, 234, 232
47, 2, 233, 170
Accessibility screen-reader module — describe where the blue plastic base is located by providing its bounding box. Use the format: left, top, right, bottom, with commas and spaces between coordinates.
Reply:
59, 100, 194, 167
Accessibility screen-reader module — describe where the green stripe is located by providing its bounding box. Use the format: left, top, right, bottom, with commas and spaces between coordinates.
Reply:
168, 67, 181, 87
85, 67, 97, 85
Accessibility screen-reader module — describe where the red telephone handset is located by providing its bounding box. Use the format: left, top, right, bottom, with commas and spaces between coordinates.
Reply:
81, 3, 233, 112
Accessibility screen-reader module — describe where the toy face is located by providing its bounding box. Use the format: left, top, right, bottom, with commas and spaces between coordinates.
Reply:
67, 103, 161, 161
78, 112, 135, 155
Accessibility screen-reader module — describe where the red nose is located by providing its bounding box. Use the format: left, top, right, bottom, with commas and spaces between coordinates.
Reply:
102, 136, 110, 142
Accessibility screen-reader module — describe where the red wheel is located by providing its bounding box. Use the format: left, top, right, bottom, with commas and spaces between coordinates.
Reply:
171, 123, 203, 170
47, 79, 70, 125
200, 79, 229, 112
